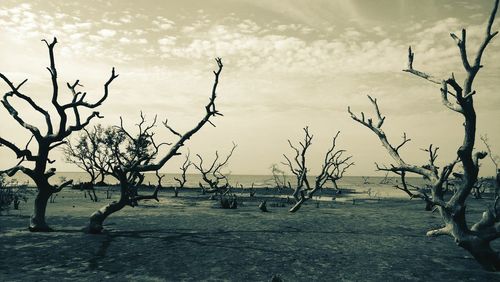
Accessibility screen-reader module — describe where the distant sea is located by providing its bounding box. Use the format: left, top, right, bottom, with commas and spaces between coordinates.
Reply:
5, 172, 422, 190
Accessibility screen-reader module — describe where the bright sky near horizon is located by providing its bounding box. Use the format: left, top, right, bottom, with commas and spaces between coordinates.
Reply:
0, 0, 499, 177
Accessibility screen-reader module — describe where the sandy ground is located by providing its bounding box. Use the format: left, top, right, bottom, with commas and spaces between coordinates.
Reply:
1, 186, 500, 281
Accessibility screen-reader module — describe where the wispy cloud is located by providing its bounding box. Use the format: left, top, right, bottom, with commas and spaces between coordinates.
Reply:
0, 0, 499, 175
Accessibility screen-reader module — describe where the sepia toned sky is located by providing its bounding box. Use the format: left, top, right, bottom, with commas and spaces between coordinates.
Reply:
0, 0, 499, 176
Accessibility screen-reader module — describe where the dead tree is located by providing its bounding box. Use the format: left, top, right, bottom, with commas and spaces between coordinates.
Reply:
481, 134, 499, 197
282, 127, 313, 202
155, 170, 165, 188
379, 172, 393, 185
87, 58, 224, 233
390, 144, 446, 210
259, 200, 268, 212
0, 38, 117, 231
173, 153, 191, 197
284, 128, 353, 212
350, 1, 500, 268
362, 176, 370, 184
497, 170, 500, 197
394, 171, 434, 211
74, 182, 99, 202
193, 142, 237, 195
472, 178, 487, 199
270, 164, 288, 191
454, 171, 489, 199
314, 131, 354, 191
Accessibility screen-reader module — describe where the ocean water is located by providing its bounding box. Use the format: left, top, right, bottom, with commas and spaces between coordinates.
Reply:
5, 172, 425, 190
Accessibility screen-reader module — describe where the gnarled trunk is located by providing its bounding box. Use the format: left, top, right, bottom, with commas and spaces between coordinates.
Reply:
87, 180, 128, 234
29, 188, 52, 232
436, 203, 500, 271
462, 238, 500, 271
87, 199, 126, 234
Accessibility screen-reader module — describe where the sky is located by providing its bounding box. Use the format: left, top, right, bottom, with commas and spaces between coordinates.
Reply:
0, 0, 499, 177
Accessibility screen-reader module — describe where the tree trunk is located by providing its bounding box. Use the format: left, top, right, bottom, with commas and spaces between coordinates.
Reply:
292, 187, 300, 201
87, 178, 128, 234
174, 187, 179, 197
289, 197, 305, 212
87, 200, 126, 234
332, 180, 339, 190
289, 191, 306, 213
29, 189, 52, 232
495, 170, 499, 198
93, 189, 98, 202
424, 201, 433, 211
461, 238, 500, 271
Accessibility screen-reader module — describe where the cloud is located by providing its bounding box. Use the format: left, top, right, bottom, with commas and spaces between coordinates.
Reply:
102, 18, 123, 26
156, 23, 407, 76
0, 1, 499, 175
119, 37, 131, 44
152, 16, 175, 30
158, 36, 176, 45
236, 19, 260, 34
97, 29, 117, 37
120, 14, 133, 23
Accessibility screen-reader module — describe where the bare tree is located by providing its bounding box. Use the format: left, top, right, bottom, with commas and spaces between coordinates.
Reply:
173, 153, 191, 197
0, 38, 117, 231
283, 127, 353, 212
193, 142, 237, 195
282, 127, 313, 202
393, 171, 434, 211
349, 0, 500, 269
481, 134, 499, 197
270, 164, 288, 191
362, 176, 370, 184
315, 131, 354, 191
86, 58, 224, 233
379, 172, 393, 185
155, 170, 165, 188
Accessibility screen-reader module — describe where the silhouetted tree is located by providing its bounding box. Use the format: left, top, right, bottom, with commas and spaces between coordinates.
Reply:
63, 125, 113, 202
87, 58, 224, 233
173, 153, 191, 197
393, 170, 434, 211
282, 127, 313, 202
481, 134, 499, 197
193, 142, 237, 195
0, 38, 117, 231
283, 127, 353, 212
270, 164, 288, 191
349, 0, 500, 269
